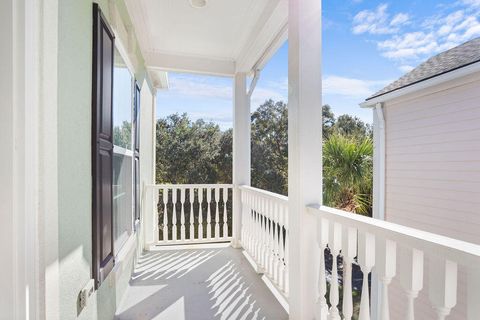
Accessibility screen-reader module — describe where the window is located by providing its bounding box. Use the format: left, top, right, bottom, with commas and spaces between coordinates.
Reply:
112, 47, 134, 254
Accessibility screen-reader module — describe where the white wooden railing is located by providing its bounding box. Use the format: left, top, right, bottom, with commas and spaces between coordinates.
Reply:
308, 205, 480, 320
239, 186, 289, 297
147, 184, 233, 245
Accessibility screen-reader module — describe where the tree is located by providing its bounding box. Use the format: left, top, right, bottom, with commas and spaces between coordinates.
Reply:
215, 128, 233, 183
322, 104, 336, 139
155, 100, 374, 216
156, 113, 224, 184
332, 114, 372, 140
251, 99, 288, 195
323, 134, 373, 215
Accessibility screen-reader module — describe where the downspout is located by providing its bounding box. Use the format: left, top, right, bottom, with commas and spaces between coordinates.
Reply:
374, 102, 386, 221
371, 102, 386, 320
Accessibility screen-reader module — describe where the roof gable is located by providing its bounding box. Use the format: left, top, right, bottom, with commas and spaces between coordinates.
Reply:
366, 37, 480, 101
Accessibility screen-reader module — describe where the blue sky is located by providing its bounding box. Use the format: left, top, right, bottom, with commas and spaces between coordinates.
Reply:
157, 0, 480, 130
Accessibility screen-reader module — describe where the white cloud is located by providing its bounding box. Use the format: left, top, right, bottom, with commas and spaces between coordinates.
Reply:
323, 76, 392, 98
391, 13, 410, 27
352, 4, 409, 35
463, 0, 480, 7
363, 3, 480, 64
251, 78, 288, 108
168, 74, 232, 99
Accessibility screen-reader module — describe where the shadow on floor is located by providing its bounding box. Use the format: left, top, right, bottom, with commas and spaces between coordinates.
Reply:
114, 243, 288, 320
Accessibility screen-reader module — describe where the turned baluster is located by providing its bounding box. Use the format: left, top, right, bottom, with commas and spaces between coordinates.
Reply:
316, 217, 329, 320
180, 188, 186, 240
358, 231, 375, 320
428, 256, 457, 320
206, 188, 212, 239
214, 187, 220, 239
342, 226, 357, 320
171, 188, 177, 241
153, 188, 159, 243
223, 187, 228, 238
376, 238, 397, 320
328, 222, 342, 320
399, 247, 424, 320
283, 209, 289, 296
272, 201, 279, 284
278, 204, 286, 292
162, 188, 168, 241
189, 188, 194, 240
198, 188, 203, 240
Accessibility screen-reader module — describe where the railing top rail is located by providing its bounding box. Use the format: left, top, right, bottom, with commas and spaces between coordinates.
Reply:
308, 204, 480, 266
146, 183, 233, 189
239, 185, 288, 204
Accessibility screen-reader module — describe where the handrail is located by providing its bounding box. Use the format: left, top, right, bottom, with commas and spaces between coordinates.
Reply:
146, 183, 233, 189
307, 204, 480, 266
239, 185, 288, 203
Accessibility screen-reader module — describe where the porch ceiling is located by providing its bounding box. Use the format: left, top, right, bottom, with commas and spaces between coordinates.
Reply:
124, 0, 288, 76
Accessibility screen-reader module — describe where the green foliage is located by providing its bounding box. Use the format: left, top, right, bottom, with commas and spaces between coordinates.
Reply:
322, 104, 336, 139
113, 120, 132, 149
155, 100, 373, 216
251, 100, 288, 195
155, 113, 226, 184
333, 114, 372, 141
323, 134, 373, 215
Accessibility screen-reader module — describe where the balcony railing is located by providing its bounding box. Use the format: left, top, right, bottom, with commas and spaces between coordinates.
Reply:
308, 204, 480, 320
147, 184, 233, 245
240, 186, 290, 299
145, 184, 480, 319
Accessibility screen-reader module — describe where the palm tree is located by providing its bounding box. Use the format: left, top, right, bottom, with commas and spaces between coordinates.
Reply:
323, 134, 373, 216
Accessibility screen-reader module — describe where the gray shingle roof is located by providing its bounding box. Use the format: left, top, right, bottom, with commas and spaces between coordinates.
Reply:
366, 37, 480, 101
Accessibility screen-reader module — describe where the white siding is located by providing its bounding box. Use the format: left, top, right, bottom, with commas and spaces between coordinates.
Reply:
383, 74, 480, 320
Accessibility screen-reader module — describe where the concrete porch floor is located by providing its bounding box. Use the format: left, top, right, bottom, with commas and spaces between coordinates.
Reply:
115, 243, 288, 320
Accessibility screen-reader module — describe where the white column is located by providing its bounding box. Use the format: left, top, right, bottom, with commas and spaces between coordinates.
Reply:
232, 72, 251, 248
288, 0, 322, 318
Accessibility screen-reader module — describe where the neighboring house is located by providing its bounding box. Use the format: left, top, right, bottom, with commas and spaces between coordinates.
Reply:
361, 37, 480, 320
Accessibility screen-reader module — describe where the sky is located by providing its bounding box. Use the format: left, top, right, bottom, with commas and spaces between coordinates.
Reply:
157, 0, 480, 130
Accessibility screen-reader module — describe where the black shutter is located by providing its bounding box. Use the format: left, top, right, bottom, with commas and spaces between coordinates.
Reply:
92, 3, 115, 288
133, 82, 141, 223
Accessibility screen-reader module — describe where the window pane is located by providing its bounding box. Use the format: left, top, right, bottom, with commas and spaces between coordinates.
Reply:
113, 48, 133, 254
113, 152, 133, 253
113, 48, 132, 150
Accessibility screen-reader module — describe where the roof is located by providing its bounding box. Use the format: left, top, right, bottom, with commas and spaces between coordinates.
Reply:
366, 37, 480, 101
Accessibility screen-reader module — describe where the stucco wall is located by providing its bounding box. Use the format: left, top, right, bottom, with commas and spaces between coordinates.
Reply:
57, 1, 154, 319
383, 73, 480, 320
57, 1, 95, 318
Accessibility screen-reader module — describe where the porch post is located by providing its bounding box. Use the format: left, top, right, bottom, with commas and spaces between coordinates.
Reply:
232, 72, 250, 248
288, 0, 322, 318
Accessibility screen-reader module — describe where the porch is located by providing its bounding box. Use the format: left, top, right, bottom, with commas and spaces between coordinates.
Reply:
132, 183, 480, 320
115, 244, 288, 320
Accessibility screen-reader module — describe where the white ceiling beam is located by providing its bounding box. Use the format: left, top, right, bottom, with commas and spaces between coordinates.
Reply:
236, 0, 288, 73
145, 52, 236, 77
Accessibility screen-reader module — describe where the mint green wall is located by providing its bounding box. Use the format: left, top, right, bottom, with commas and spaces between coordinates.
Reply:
57, 1, 96, 318
57, 1, 151, 319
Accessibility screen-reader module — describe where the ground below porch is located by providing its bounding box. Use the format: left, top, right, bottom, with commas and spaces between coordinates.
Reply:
115, 243, 288, 320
